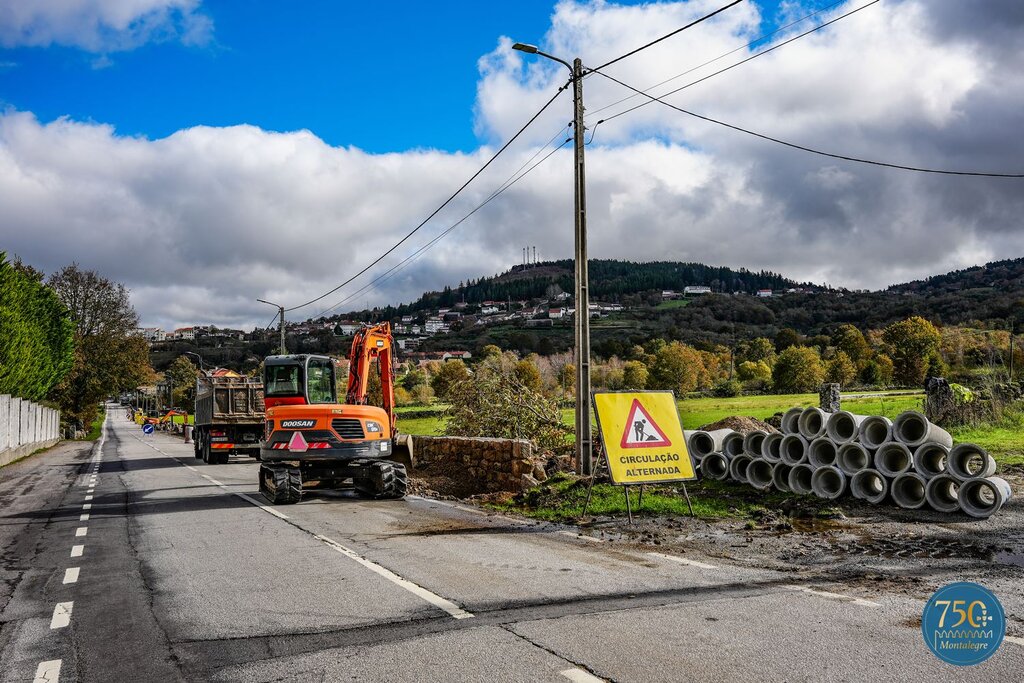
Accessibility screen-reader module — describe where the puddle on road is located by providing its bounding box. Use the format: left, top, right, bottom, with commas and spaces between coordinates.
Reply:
994, 551, 1024, 568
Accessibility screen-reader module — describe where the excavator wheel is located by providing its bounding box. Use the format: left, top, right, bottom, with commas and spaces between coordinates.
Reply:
259, 465, 302, 505
355, 461, 407, 500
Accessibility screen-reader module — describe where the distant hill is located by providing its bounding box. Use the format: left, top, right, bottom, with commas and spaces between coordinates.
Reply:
890, 257, 1024, 296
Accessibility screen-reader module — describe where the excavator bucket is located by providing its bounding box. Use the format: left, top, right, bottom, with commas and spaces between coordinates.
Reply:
389, 433, 414, 469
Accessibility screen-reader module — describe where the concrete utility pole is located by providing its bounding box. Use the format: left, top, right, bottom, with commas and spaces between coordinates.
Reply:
512, 43, 592, 475
257, 299, 287, 355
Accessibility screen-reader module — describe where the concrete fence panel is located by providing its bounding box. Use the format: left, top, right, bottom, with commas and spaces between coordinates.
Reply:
1, 396, 62, 467
0, 395, 9, 452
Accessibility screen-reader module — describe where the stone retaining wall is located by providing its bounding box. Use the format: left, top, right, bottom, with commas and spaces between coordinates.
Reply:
411, 435, 547, 492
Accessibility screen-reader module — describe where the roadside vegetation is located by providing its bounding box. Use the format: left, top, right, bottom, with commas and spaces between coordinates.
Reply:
78, 406, 106, 441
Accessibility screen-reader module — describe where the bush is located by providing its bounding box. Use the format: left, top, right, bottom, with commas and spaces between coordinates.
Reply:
772, 346, 825, 393
710, 378, 742, 398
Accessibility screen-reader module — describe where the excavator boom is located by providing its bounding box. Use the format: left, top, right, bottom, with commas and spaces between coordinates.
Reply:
346, 322, 397, 435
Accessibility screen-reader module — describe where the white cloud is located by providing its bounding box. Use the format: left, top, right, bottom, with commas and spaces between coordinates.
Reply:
0, 0, 212, 51
3, 0, 1024, 330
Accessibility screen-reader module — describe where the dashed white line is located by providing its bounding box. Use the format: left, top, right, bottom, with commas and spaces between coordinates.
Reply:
49, 602, 73, 629
82, 503, 92, 510
70, 545, 84, 558
1005, 635, 1024, 647
783, 585, 881, 608
560, 668, 604, 682
79, 514, 89, 521
649, 551, 718, 570
311, 531, 474, 620
75, 527, 87, 537
63, 567, 80, 584
33, 659, 61, 683
85, 495, 93, 501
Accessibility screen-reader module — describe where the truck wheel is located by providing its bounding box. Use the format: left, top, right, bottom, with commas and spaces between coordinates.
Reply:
356, 461, 407, 500
201, 438, 212, 464
259, 466, 301, 504
215, 449, 230, 465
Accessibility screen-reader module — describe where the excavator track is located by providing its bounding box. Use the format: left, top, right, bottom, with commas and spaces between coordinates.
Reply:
354, 460, 408, 500
259, 465, 302, 505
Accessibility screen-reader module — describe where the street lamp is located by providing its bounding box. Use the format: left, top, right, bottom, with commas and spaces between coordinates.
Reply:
182, 351, 206, 372
256, 299, 287, 355
512, 41, 593, 476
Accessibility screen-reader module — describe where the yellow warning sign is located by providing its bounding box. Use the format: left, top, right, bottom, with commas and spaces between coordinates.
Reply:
593, 391, 695, 485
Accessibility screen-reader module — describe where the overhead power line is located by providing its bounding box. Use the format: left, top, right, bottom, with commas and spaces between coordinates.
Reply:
592, 69, 1024, 178
590, 0, 745, 72
316, 131, 573, 318
585, 0, 848, 120
594, 0, 881, 126
282, 85, 570, 313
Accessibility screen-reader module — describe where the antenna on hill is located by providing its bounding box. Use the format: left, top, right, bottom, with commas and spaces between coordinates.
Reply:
533, 246, 537, 265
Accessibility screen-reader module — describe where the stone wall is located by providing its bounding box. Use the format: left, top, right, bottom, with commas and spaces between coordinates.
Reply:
411, 435, 548, 492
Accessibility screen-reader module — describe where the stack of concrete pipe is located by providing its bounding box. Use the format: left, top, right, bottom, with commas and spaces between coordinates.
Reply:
687, 407, 1011, 519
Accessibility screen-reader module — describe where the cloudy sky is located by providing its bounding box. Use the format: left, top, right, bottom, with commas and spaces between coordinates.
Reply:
2, 1, 1023, 331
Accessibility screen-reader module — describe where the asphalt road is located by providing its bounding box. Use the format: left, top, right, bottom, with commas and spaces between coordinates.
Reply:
1, 406, 1021, 682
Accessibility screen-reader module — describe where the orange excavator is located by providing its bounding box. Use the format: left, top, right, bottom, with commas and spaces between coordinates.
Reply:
258, 322, 408, 504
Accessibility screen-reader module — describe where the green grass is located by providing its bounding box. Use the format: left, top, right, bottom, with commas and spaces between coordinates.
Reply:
492, 473, 831, 522
78, 406, 106, 441
951, 406, 1024, 468
654, 299, 691, 311
398, 414, 446, 436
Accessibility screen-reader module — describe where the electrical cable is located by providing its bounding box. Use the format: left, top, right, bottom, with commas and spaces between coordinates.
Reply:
592, 69, 1024, 178
315, 135, 573, 318
282, 85, 570, 313
593, 0, 881, 126
584, 0, 847, 120
590, 0, 745, 72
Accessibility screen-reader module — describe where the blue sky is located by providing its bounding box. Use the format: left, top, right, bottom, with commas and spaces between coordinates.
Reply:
4, 1, 1020, 330
1, 1, 806, 153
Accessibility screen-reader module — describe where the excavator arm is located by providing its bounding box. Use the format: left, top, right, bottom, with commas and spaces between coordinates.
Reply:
345, 322, 397, 435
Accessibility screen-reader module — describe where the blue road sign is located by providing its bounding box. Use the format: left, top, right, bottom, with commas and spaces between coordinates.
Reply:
142, 423, 155, 435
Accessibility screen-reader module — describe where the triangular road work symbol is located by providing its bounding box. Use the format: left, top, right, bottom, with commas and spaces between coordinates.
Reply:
287, 431, 309, 452
620, 398, 672, 448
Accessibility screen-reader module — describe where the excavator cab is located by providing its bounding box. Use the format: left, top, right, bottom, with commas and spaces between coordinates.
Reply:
258, 325, 410, 505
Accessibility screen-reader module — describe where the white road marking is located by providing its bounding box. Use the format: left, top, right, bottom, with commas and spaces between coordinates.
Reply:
63, 567, 80, 584
783, 585, 881, 608
33, 660, 61, 683
126, 434, 473, 619
70, 545, 84, 557
557, 530, 604, 543
649, 551, 718, 569
561, 668, 604, 682
311, 531, 474, 620
75, 527, 87, 537
82, 503, 92, 510
49, 602, 72, 629
85, 495, 93, 501
1005, 635, 1024, 647
79, 514, 89, 521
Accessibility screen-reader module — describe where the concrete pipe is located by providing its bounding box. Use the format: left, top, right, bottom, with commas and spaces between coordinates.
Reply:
892, 411, 953, 449
958, 477, 1013, 519
687, 429, 733, 460
858, 416, 893, 450
744, 431, 769, 458
781, 407, 804, 435
728, 454, 753, 484
746, 458, 775, 490
947, 443, 997, 482
913, 442, 950, 479
788, 463, 815, 495
925, 474, 961, 514
837, 443, 871, 477
761, 432, 784, 463
700, 452, 730, 481
780, 434, 809, 466
808, 437, 839, 469
772, 463, 793, 492
825, 411, 868, 444
811, 465, 847, 500
891, 472, 928, 510
722, 432, 746, 460
874, 442, 914, 478
798, 407, 828, 440
850, 469, 889, 504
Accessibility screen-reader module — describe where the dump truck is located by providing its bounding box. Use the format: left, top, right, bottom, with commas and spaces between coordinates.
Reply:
193, 375, 265, 464
258, 322, 408, 503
